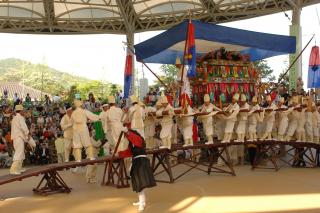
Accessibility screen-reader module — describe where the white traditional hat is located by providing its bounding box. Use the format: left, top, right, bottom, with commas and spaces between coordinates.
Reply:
233, 93, 240, 101
15, 104, 24, 111
156, 100, 162, 107
139, 101, 145, 107
266, 95, 272, 101
74, 99, 83, 108
161, 96, 168, 104
240, 94, 247, 102
252, 96, 258, 103
130, 95, 138, 104
108, 96, 115, 104
204, 94, 210, 102
102, 103, 109, 108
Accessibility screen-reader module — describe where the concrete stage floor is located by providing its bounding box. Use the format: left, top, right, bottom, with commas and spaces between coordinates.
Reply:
1, 164, 320, 213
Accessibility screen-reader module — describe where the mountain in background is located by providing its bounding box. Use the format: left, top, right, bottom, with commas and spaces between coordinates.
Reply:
0, 58, 119, 99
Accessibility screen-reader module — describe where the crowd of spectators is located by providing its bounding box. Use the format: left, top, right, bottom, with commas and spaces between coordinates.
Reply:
0, 90, 122, 168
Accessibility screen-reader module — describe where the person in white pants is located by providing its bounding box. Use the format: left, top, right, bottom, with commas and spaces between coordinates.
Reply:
260, 95, 277, 141
144, 103, 157, 149
276, 97, 293, 141
106, 96, 126, 153
200, 94, 221, 145
285, 96, 300, 141
247, 96, 264, 142
235, 94, 249, 142
221, 93, 240, 143
10, 105, 31, 175
312, 104, 320, 143
178, 97, 194, 147
60, 104, 73, 162
99, 103, 111, 144
304, 98, 314, 142
235, 94, 250, 165
157, 96, 174, 149
71, 99, 100, 166
128, 95, 145, 138
86, 130, 102, 183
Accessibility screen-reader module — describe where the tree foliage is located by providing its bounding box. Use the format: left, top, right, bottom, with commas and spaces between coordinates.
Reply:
254, 60, 276, 82
0, 58, 119, 101
154, 64, 179, 88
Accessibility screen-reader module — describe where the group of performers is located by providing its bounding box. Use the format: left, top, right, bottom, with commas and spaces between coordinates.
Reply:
118, 91, 320, 167
8, 83, 320, 212
9, 96, 156, 212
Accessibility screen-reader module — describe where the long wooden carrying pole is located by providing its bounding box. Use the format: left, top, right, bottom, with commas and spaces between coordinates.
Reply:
277, 34, 315, 85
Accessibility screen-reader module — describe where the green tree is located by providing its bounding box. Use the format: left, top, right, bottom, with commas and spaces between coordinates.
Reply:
66, 85, 78, 103
254, 60, 276, 82
154, 64, 179, 88
110, 84, 119, 96
0, 58, 118, 98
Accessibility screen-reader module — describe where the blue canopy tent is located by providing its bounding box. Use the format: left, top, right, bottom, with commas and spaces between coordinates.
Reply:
134, 20, 296, 64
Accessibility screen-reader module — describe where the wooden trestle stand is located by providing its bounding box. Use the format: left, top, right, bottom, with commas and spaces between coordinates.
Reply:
33, 169, 72, 195
101, 131, 130, 188
149, 142, 236, 184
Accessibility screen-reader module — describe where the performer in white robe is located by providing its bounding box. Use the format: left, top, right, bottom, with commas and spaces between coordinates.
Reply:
178, 104, 194, 147
86, 130, 102, 183
276, 97, 293, 141
71, 99, 100, 163
99, 103, 111, 141
260, 95, 277, 141
247, 96, 264, 141
106, 96, 126, 152
60, 104, 73, 162
144, 103, 157, 149
296, 107, 306, 142
235, 94, 250, 142
312, 104, 320, 143
285, 96, 300, 141
304, 98, 314, 142
156, 96, 174, 149
235, 94, 249, 164
221, 93, 240, 143
10, 105, 33, 175
200, 94, 221, 145
128, 95, 145, 138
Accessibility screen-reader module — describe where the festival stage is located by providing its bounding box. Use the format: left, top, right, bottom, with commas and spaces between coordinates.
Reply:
1, 164, 320, 213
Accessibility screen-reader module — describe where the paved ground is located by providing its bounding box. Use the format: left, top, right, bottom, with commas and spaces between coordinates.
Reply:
1, 164, 320, 213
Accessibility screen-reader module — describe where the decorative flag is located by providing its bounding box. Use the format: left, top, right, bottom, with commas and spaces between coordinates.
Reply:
124, 47, 133, 99
179, 62, 192, 107
185, 21, 196, 78
307, 46, 320, 88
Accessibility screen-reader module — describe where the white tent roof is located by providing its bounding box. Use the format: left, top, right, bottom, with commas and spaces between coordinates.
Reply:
0, 0, 317, 34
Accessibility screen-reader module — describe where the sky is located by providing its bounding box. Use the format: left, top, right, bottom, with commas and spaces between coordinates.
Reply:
0, 4, 319, 88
